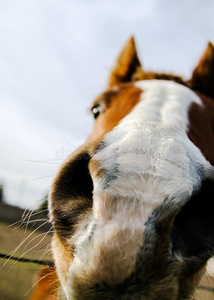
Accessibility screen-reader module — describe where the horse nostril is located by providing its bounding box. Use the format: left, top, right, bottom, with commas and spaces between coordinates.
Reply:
52, 150, 93, 201
171, 179, 214, 259
49, 145, 94, 240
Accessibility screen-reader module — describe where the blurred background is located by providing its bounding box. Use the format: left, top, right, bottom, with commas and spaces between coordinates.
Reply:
0, 0, 214, 299
1, 0, 214, 210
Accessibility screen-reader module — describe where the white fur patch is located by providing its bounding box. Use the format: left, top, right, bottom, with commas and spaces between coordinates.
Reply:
92, 80, 211, 203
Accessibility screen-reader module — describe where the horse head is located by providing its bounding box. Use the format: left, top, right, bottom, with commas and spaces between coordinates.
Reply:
49, 37, 214, 300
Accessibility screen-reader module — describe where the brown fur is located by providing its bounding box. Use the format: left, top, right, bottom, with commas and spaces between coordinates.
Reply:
29, 266, 58, 300
88, 84, 142, 140
109, 37, 143, 87
189, 42, 214, 99
188, 93, 214, 166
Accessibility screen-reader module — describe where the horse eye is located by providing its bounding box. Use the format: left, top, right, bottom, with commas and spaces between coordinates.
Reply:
91, 104, 104, 119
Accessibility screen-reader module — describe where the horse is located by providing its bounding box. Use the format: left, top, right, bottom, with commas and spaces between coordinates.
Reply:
30, 37, 214, 300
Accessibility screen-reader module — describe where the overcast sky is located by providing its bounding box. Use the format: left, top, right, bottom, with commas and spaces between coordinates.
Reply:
0, 0, 214, 209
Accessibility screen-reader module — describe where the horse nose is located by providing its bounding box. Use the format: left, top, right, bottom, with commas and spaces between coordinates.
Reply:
49, 140, 191, 299
50, 136, 185, 245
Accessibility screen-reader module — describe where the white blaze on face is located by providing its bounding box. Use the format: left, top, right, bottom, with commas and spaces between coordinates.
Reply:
92, 80, 211, 220
66, 80, 213, 298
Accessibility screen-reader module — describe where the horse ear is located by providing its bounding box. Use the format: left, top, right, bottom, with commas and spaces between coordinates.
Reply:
109, 36, 143, 87
189, 42, 214, 98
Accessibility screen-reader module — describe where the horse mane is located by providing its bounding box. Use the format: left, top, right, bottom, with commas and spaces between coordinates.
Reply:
133, 70, 187, 86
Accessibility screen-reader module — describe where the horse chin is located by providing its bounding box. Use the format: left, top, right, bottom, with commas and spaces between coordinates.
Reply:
53, 232, 206, 300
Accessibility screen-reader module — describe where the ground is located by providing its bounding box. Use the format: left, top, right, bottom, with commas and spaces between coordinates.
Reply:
0, 221, 52, 300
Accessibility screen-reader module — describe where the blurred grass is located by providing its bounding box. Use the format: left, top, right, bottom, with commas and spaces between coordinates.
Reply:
197, 289, 214, 300
0, 221, 52, 300
0, 260, 40, 300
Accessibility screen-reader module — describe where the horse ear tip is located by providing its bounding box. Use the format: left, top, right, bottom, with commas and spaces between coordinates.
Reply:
125, 35, 136, 47
205, 41, 214, 55
204, 42, 214, 65
208, 41, 214, 48
189, 40, 214, 98
202, 41, 214, 59
123, 36, 135, 50
129, 35, 135, 43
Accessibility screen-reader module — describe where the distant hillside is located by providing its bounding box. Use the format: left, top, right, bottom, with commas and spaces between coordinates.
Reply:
0, 202, 51, 232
